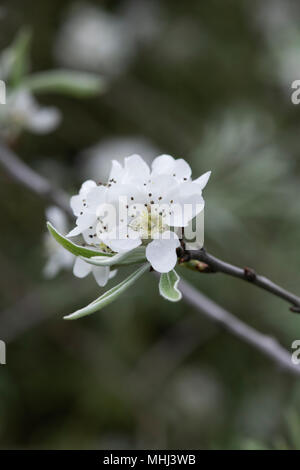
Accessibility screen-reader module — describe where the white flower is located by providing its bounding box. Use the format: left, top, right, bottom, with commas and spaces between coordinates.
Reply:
54, 4, 135, 76
44, 206, 74, 278
44, 206, 115, 287
0, 89, 61, 138
68, 154, 211, 273
73, 257, 117, 287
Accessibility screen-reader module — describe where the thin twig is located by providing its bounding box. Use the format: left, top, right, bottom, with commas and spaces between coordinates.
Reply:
178, 278, 300, 377
183, 248, 300, 312
0, 141, 299, 377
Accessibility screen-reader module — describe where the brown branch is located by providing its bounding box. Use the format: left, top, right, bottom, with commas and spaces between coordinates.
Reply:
181, 248, 300, 313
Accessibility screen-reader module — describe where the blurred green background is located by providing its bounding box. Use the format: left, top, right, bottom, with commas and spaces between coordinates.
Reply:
1, 0, 300, 449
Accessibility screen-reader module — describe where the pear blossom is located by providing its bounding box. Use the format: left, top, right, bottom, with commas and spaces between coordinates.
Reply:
0, 89, 61, 138
44, 206, 74, 278
44, 206, 116, 286
68, 154, 210, 273
72, 257, 117, 287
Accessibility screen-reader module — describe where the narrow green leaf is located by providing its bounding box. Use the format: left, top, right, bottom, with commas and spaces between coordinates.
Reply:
47, 221, 112, 258
24, 70, 106, 97
81, 246, 146, 267
10, 28, 32, 87
64, 263, 150, 320
159, 269, 182, 302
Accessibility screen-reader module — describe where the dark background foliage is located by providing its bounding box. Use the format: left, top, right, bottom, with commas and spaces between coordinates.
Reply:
0, 0, 300, 449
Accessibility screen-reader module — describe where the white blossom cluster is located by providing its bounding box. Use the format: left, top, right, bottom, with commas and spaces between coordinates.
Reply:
67, 154, 210, 277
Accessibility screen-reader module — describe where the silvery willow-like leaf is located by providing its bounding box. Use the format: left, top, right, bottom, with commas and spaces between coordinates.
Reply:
47, 222, 113, 258
159, 269, 182, 302
80, 246, 146, 267
23, 70, 106, 97
64, 262, 150, 320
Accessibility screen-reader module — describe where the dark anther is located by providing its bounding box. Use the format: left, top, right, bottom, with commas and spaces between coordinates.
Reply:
244, 267, 256, 282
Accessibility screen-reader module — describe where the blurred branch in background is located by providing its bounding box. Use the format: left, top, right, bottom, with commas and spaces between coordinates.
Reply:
179, 279, 300, 378
0, 142, 70, 213
1, 140, 300, 378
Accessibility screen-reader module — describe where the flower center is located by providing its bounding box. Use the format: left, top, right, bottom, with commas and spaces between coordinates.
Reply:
129, 207, 167, 240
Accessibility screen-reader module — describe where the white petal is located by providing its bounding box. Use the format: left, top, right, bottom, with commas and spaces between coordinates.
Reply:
107, 183, 145, 207
152, 155, 192, 182
67, 212, 97, 237
70, 181, 98, 217
77, 212, 97, 231
124, 154, 150, 182
146, 174, 178, 203
86, 185, 107, 212
152, 154, 175, 175
103, 226, 142, 252
105, 236, 142, 253
109, 160, 124, 183
70, 195, 83, 216
27, 107, 61, 134
79, 180, 97, 195
73, 257, 92, 278
168, 182, 204, 226
67, 226, 82, 237
193, 171, 211, 190
146, 231, 180, 273
174, 158, 192, 180
92, 266, 110, 287
82, 221, 99, 244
